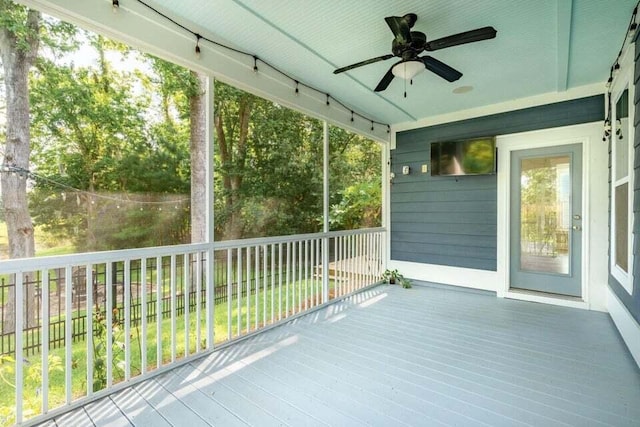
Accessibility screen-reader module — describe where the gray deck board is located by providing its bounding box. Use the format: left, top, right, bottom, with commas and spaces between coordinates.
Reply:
131, 377, 211, 426
153, 368, 248, 427
83, 396, 132, 427
34, 284, 640, 427
108, 386, 171, 427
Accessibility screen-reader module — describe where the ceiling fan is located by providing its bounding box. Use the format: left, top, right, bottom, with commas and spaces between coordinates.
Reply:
333, 13, 497, 94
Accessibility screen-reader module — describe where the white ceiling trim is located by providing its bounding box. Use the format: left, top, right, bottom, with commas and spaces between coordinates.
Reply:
16, 0, 391, 143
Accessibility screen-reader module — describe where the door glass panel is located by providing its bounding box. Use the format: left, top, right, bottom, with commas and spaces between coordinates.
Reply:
519, 155, 571, 274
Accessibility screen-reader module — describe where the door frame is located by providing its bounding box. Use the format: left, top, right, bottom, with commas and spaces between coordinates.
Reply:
496, 122, 598, 309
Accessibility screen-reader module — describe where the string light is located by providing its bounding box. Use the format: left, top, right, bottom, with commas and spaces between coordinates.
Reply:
604, 1, 639, 142
112, 0, 119, 11
194, 34, 201, 58
124, 0, 389, 133
0, 165, 189, 207
326, 94, 330, 106
371, 121, 374, 131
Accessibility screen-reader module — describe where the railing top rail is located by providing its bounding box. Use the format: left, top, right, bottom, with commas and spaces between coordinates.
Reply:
0, 228, 386, 273
211, 227, 385, 250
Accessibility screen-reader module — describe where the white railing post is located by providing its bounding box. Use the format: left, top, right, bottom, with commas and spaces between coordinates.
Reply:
86, 265, 94, 396
206, 246, 215, 350
105, 263, 113, 388
42, 269, 50, 413
140, 258, 147, 373
65, 265, 72, 402
195, 252, 202, 352
183, 254, 190, 357
170, 255, 177, 363
155, 257, 162, 368
227, 249, 232, 341
15, 273, 23, 425
124, 260, 131, 381
237, 248, 243, 336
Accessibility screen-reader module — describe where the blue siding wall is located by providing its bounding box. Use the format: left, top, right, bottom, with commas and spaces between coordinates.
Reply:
392, 95, 604, 271
607, 40, 640, 325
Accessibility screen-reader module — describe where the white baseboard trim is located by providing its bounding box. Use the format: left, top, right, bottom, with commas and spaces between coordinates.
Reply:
387, 260, 497, 292
607, 286, 640, 369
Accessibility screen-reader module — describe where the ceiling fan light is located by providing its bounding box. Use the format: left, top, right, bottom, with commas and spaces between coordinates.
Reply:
392, 60, 424, 80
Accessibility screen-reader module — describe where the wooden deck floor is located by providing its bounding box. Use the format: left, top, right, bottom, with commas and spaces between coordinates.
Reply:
36, 283, 640, 426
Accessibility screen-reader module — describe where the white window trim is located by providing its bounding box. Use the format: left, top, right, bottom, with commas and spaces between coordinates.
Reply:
610, 44, 635, 295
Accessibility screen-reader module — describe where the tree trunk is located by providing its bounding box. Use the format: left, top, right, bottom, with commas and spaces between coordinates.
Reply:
190, 71, 207, 243
0, 6, 41, 331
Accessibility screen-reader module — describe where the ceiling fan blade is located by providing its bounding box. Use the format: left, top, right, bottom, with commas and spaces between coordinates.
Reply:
334, 54, 394, 74
385, 16, 412, 44
374, 64, 397, 92
425, 26, 497, 51
421, 56, 462, 82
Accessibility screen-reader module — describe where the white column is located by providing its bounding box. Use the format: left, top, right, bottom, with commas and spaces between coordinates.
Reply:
322, 121, 330, 303
206, 75, 215, 349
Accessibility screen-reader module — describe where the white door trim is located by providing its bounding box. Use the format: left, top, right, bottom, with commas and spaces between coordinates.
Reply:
496, 122, 601, 309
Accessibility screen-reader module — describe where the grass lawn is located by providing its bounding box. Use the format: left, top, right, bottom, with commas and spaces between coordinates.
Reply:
0, 276, 330, 426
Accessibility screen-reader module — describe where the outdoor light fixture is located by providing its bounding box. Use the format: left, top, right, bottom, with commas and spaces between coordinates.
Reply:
391, 60, 425, 81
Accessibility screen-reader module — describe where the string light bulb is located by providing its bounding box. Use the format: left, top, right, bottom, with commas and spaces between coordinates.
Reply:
112, 0, 119, 11
602, 119, 612, 141
616, 119, 624, 140
295, 81, 299, 95
326, 94, 330, 106
605, 75, 613, 89
195, 34, 201, 58
253, 56, 258, 72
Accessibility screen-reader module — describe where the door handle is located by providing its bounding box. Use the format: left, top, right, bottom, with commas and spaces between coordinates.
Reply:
572, 225, 582, 231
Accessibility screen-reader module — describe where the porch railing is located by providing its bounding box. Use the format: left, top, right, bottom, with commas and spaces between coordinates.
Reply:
0, 227, 384, 426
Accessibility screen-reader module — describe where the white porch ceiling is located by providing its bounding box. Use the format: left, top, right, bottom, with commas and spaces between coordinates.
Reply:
142, 0, 635, 126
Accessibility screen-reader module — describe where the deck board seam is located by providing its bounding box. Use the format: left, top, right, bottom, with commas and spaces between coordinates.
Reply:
107, 395, 134, 426
131, 380, 177, 427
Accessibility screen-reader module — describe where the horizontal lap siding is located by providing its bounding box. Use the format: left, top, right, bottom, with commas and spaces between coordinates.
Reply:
392, 95, 603, 271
